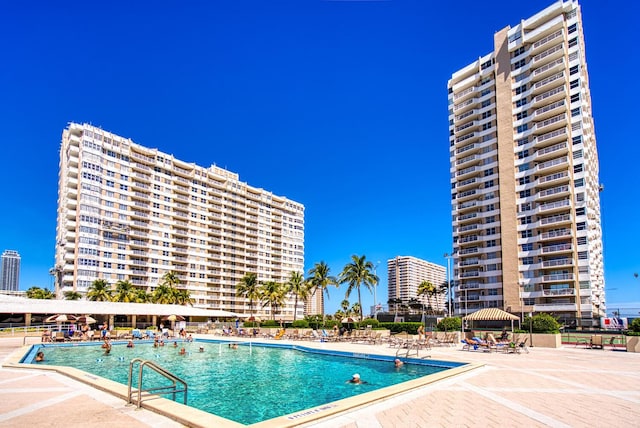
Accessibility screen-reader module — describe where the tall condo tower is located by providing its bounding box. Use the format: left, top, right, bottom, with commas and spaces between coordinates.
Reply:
1, 250, 21, 291
387, 256, 447, 314
55, 123, 305, 320
448, 0, 604, 327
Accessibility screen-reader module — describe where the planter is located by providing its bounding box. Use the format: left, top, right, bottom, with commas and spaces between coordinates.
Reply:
626, 336, 640, 353
530, 333, 561, 348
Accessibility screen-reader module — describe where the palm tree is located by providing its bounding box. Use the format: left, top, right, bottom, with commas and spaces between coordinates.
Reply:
152, 283, 176, 304
161, 271, 181, 288
63, 290, 82, 300
87, 279, 112, 302
133, 287, 150, 303
286, 271, 307, 321
339, 255, 378, 321
417, 280, 437, 315
260, 281, 286, 321
340, 299, 351, 315
307, 261, 338, 325
113, 280, 136, 303
237, 272, 260, 318
26, 286, 54, 299
175, 288, 194, 306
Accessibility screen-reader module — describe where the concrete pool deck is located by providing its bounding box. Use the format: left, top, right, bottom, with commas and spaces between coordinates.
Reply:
1, 335, 639, 427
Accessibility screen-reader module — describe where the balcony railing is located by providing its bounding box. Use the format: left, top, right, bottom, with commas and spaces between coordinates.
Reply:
537, 156, 568, 172
542, 243, 572, 253
542, 258, 572, 267
532, 43, 564, 64
534, 85, 565, 104
540, 213, 571, 225
542, 273, 574, 282
538, 170, 569, 184
542, 287, 575, 296
532, 29, 563, 50
538, 199, 571, 212
454, 85, 476, 100
535, 127, 567, 144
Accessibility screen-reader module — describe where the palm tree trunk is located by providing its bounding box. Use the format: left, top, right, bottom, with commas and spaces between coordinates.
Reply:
293, 296, 298, 321
357, 287, 362, 321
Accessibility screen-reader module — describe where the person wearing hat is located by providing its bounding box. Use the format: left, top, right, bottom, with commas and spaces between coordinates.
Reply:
348, 373, 363, 384
394, 359, 404, 368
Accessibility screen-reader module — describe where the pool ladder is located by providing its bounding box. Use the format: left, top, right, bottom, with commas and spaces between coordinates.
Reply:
127, 358, 188, 408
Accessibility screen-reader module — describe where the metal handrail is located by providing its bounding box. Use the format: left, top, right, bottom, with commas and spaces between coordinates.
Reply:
127, 358, 187, 408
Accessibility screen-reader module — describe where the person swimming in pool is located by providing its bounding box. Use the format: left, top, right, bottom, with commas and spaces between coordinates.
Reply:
347, 373, 365, 384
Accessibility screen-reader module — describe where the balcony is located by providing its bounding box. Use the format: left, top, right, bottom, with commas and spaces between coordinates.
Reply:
531, 84, 565, 108
537, 170, 569, 186
457, 200, 478, 211
456, 177, 478, 190
458, 223, 479, 233
539, 213, 572, 227
536, 156, 568, 174
532, 43, 564, 66
542, 258, 573, 268
537, 198, 571, 214
456, 154, 480, 167
454, 85, 476, 101
533, 113, 566, 134
457, 189, 478, 201
542, 273, 575, 283
530, 57, 564, 82
533, 303, 577, 312
456, 165, 480, 179
456, 132, 476, 144
541, 243, 572, 254
533, 127, 567, 148
535, 141, 567, 162
530, 29, 563, 55
453, 97, 478, 113
455, 109, 479, 122
530, 71, 564, 96
459, 247, 479, 255
538, 185, 570, 201
457, 211, 479, 222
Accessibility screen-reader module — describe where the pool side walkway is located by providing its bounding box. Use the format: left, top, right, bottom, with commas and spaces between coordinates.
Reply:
1, 335, 640, 427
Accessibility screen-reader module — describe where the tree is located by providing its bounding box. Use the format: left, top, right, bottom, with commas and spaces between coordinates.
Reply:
133, 288, 150, 303
26, 286, 54, 299
260, 281, 286, 321
340, 299, 351, 315
63, 290, 82, 300
152, 283, 176, 304
160, 271, 181, 288
307, 261, 338, 325
113, 280, 136, 303
417, 280, 436, 315
87, 279, 112, 302
286, 271, 307, 321
175, 288, 194, 306
237, 272, 260, 317
339, 254, 378, 321
388, 298, 403, 320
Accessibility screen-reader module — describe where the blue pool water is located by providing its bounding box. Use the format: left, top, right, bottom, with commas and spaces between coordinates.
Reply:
27, 340, 461, 425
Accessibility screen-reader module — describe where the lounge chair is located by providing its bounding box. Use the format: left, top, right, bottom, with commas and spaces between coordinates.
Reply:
590, 335, 604, 349
274, 329, 286, 340
132, 329, 143, 340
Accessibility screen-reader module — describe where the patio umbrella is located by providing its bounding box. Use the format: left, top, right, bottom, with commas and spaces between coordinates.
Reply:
76, 315, 97, 324
45, 314, 77, 323
341, 317, 360, 324
162, 314, 185, 322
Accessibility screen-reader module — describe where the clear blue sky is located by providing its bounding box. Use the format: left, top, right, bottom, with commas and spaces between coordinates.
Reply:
1, 0, 638, 317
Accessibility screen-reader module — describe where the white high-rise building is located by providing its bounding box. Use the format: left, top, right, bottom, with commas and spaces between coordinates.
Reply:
55, 123, 305, 320
387, 256, 447, 313
1, 250, 21, 291
448, 0, 604, 327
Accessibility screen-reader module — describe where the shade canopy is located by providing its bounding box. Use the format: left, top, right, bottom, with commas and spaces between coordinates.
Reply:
162, 314, 185, 322
462, 308, 520, 321
342, 317, 360, 323
45, 314, 77, 323
76, 315, 97, 324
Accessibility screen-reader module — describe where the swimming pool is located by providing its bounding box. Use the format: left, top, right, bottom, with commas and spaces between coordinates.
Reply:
24, 339, 467, 425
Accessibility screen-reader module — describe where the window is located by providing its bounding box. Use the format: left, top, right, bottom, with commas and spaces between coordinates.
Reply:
572, 135, 582, 145
512, 46, 525, 57
513, 58, 526, 70
568, 23, 577, 34
517, 137, 529, 146
515, 84, 527, 95
569, 37, 578, 48
571, 107, 581, 117
516, 124, 528, 133
486, 227, 497, 235
574, 163, 583, 173
522, 256, 534, 265
516, 111, 528, 120
576, 192, 584, 202
486, 240, 497, 247
570, 79, 580, 89
519, 189, 531, 198
515, 98, 528, 107
481, 99, 491, 108
484, 168, 494, 177
520, 216, 532, 225
521, 230, 533, 238
521, 243, 533, 251
576, 207, 586, 216
519, 176, 531, 185
482, 122, 493, 130
518, 149, 529, 159
486, 215, 495, 223
486, 263, 498, 271
485, 180, 494, 188
571, 93, 580, 103
482, 110, 493, 119
481, 59, 493, 70
575, 178, 584, 187
578, 251, 588, 260
577, 222, 586, 231
570, 65, 579, 75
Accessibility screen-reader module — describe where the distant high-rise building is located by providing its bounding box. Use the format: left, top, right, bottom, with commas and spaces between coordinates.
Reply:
387, 256, 447, 313
1, 250, 21, 291
55, 123, 305, 320
448, 0, 604, 327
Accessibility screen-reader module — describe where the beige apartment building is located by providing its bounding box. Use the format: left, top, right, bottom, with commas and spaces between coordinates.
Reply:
55, 123, 305, 320
448, 0, 604, 327
387, 256, 447, 314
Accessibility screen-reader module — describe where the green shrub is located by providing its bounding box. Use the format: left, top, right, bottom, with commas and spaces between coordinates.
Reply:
360, 319, 380, 328
526, 313, 561, 333
379, 322, 422, 334
436, 317, 461, 332
630, 318, 640, 333
291, 320, 309, 328
261, 320, 279, 327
